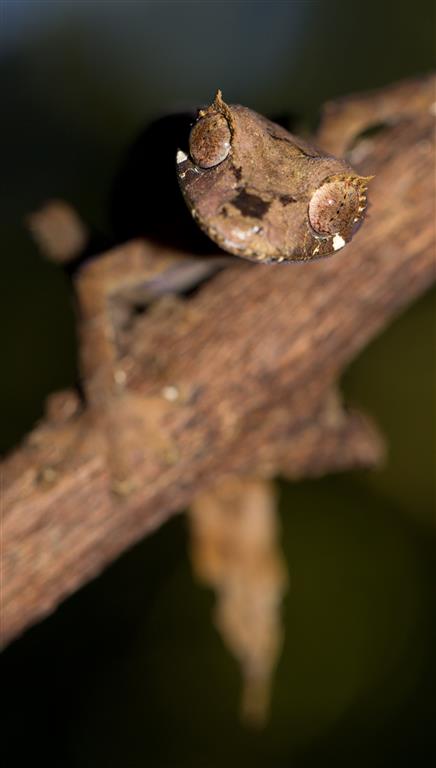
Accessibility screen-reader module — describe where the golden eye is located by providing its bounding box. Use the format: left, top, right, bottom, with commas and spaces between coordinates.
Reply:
189, 113, 231, 169
308, 177, 367, 237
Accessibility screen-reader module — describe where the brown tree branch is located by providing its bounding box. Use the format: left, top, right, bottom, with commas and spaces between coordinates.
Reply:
2, 75, 435, 647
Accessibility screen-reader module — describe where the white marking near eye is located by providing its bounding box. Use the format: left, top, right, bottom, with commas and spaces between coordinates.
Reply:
332, 234, 346, 251
176, 150, 188, 164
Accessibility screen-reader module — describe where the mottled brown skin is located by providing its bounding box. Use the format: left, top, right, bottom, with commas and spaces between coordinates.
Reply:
177, 91, 371, 263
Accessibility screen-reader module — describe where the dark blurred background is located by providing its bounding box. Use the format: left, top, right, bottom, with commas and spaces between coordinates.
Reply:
1, 2, 435, 766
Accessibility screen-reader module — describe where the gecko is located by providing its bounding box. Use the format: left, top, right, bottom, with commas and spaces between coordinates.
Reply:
27, 91, 372, 723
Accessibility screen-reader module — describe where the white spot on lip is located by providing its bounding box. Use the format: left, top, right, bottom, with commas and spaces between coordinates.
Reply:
176, 150, 188, 164
162, 385, 179, 402
231, 225, 261, 241
332, 233, 346, 251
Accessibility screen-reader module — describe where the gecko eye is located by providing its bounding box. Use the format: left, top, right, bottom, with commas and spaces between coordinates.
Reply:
308, 176, 368, 238
189, 113, 231, 169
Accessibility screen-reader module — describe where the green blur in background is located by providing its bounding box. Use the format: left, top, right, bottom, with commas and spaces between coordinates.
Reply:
1, 1, 435, 766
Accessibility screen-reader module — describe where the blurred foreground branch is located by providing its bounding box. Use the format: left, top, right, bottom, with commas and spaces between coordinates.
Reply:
2, 75, 435, 648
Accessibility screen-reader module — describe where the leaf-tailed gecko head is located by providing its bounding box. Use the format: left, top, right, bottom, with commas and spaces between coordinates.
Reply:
176, 90, 372, 263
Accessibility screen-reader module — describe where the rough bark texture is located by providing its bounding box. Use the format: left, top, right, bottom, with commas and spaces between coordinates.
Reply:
2, 75, 435, 648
